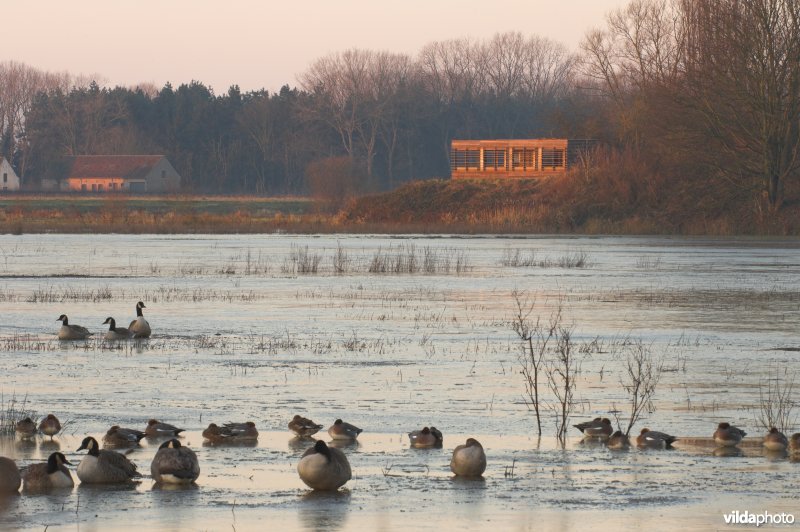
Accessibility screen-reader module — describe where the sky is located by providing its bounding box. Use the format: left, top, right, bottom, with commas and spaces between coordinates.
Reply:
4, 0, 630, 94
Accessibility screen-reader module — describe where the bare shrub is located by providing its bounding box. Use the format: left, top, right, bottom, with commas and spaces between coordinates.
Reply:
332, 241, 351, 274
754, 365, 797, 431
614, 340, 664, 436
282, 244, 322, 274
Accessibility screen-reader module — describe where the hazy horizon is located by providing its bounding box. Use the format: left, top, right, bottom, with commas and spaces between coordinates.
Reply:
4, 0, 629, 94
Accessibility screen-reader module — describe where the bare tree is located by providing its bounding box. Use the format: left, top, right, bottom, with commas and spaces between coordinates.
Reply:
546, 321, 578, 445
510, 289, 553, 437
680, 0, 800, 210
616, 339, 663, 436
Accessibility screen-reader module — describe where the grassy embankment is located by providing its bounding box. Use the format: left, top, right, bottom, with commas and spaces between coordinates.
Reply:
1, 166, 798, 235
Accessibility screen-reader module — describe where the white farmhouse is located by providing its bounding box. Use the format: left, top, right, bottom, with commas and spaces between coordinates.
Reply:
0, 158, 20, 191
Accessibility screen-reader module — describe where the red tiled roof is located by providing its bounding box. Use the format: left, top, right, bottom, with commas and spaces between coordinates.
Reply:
66, 155, 164, 179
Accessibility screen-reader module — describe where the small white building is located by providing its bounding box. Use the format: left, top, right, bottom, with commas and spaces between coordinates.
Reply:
0, 158, 20, 191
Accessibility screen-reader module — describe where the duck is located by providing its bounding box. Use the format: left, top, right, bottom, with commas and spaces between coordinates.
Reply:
713, 422, 746, 447
573, 417, 613, 440
145, 419, 184, 437
636, 428, 677, 449
328, 419, 362, 441
450, 438, 486, 477
297, 440, 351, 491
56, 314, 92, 340
288, 415, 323, 438
607, 430, 631, 450
39, 414, 61, 439
76, 436, 140, 484
103, 426, 146, 447
21, 452, 73, 491
15, 417, 37, 438
150, 439, 200, 485
128, 301, 151, 338
789, 433, 800, 452
0, 457, 21, 493
102, 317, 131, 340
408, 427, 444, 448
202, 421, 258, 443
763, 427, 789, 451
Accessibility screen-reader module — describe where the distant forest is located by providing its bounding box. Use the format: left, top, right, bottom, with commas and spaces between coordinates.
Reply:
1, 0, 798, 212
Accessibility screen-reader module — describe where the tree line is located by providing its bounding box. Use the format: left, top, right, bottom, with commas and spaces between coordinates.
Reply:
1, 0, 797, 211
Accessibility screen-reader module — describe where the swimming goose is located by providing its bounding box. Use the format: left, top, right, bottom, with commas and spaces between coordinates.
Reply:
103, 426, 146, 448
145, 419, 185, 437
573, 418, 613, 440
15, 417, 37, 438
0, 457, 21, 493
56, 314, 92, 340
128, 301, 151, 338
636, 428, 677, 449
202, 421, 258, 443
288, 415, 323, 438
39, 414, 61, 439
763, 427, 789, 451
450, 438, 486, 477
21, 452, 74, 491
150, 439, 200, 485
713, 422, 746, 447
102, 317, 131, 340
409, 427, 444, 448
76, 436, 140, 484
607, 430, 631, 450
297, 440, 351, 491
328, 419, 362, 441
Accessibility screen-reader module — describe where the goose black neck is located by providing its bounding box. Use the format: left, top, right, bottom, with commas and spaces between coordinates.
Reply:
136, 305, 143, 317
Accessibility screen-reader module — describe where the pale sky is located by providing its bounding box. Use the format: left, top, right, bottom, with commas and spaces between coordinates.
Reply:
5, 0, 629, 94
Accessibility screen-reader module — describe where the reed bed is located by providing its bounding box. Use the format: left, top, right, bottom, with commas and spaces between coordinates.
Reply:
0, 393, 37, 436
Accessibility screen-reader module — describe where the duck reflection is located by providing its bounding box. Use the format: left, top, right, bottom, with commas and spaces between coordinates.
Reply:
712, 446, 743, 457
40, 439, 62, 453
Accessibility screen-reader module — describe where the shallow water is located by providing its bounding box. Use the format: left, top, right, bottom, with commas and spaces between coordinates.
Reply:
0, 234, 798, 531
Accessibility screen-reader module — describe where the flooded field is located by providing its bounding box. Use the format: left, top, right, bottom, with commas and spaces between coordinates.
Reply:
0, 234, 798, 530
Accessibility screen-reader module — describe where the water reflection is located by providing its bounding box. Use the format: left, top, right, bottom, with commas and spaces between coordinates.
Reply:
327, 440, 360, 451
288, 437, 314, 452
298, 489, 351, 531
763, 449, 788, 461
202, 439, 258, 449
712, 447, 743, 457
40, 439, 62, 453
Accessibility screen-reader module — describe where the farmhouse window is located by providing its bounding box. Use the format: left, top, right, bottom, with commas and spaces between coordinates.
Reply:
483, 149, 506, 170
451, 149, 480, 171
512, 148, 536, 170
81, 184, 87, 191
2, 173, 6, 182
541, 148, 565, 169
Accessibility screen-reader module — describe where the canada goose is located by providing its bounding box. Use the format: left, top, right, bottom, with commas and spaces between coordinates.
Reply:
56, 314, 92, 340
21, 452, 73, 491
203, 421, 258, 443
607, 430, 631, 450
128, 301, 151, 338
297, 440, 351, 491
102, 317, 131, 341
39, 414, 62, 439
573, 417, 613, 440
636, 428, 677, 449
288, 415, 323, 438
145, 419, 184, 438
103, 426, 146, 448
15, 417, 37, 438
450, 438, 486, 477
713, 422, 746, 447
328, 419, 362, 441
0, 457, 21, 493
763, 427, 789, 451
150, 439, 200, 485
76, 436, 140, 484
409, 427, 444, 448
